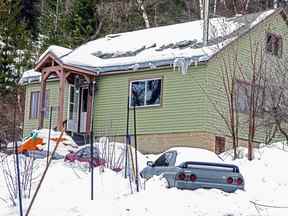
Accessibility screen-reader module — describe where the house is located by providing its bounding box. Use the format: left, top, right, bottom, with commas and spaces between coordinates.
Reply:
20, 9, 288, 153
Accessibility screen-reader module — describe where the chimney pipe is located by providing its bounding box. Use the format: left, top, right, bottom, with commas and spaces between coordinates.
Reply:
203, 0, 210, 46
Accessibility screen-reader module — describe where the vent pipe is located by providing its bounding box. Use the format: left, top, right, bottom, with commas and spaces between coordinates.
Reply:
203, 0, 210, 46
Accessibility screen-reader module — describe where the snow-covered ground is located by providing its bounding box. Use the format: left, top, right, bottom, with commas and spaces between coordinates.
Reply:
1, 139, 288, 216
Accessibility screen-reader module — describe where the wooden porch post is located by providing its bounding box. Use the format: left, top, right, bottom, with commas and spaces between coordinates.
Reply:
86, 79, 94, 132
58, 69, 65, 130
38, 72, 47, 129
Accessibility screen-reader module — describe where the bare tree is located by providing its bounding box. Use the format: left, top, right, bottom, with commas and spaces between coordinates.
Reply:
1, 154, 38, 206
261, 52, 288, 145
136, 0, 151, 28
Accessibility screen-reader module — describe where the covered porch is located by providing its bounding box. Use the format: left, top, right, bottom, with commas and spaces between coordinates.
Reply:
35, 52, 97, 135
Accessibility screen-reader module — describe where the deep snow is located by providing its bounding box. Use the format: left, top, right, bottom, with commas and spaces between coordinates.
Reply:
1, 140, 288, 216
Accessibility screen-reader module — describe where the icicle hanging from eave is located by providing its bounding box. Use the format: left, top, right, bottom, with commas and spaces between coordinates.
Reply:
173, 57, 191, 75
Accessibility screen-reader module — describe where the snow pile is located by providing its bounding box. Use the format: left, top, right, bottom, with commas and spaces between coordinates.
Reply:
95, 137, 148, 172
1, 141, 288, 215
20, 129, 78, 156
222, 142, 288, 211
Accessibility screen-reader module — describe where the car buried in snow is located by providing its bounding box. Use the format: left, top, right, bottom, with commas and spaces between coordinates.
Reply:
64, 145, 106, 167
140, 147, 244, 193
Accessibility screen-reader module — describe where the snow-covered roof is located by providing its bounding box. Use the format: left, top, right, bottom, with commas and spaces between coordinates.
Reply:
37, 45, 72, 63
19, 69, 41, 84
60, 10, 276, 73
28, 9, 277, 82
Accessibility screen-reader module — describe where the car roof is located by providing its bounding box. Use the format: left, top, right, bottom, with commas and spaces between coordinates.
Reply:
165, 147, 223, 166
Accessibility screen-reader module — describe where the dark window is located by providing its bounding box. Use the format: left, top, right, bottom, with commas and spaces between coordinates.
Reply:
82, 88, 88, 112
154, 152, 174, 167
266, 33, 282, 57
130, 78, 162, 107
215, 136, 225, 154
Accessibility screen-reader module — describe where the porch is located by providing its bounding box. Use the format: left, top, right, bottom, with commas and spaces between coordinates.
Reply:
35, 52, 97, 138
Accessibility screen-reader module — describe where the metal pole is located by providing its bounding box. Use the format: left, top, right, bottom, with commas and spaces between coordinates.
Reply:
47, 106, 53, 165
25, 128, 65, 216
133, 95, 139, 192
124, 96, 130, 178
14, 101, 23, 216
90, 124, 94, 200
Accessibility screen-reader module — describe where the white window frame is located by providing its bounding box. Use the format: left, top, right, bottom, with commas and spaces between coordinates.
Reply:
129, 78, 162, 108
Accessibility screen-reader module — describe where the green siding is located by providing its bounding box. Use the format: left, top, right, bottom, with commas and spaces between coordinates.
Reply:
94, 66, 208, 135
206, 12, 288, 142
23, 80, 69, 136
23, 12, 288, 145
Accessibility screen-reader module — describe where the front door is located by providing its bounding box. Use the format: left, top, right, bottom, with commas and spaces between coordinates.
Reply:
67, 85, 88, 133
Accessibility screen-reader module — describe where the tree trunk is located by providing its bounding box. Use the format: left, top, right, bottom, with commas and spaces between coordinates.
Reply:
199, 0, 203, 19
213, 0, 217, 17
136, 0, 150, 28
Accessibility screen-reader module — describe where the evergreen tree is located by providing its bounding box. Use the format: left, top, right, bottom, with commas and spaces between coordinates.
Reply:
20, 0, 41, 39
65, 0, 98, 47
0, 0, 31, 93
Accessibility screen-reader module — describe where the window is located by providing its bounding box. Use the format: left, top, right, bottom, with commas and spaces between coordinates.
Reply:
236, 80, 265, 114
68, 86, 75, 120
129, 78, 162, 107
29, 91, 49, 119
266, 33, 282, 57
153, 152, 175, 167
30, 91, 39, 119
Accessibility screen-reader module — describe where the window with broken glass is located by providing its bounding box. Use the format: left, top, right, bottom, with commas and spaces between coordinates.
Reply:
129, 78, 162, 108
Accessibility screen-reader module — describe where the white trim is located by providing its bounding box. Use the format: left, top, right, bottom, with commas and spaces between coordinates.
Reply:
129, 77, 162, 108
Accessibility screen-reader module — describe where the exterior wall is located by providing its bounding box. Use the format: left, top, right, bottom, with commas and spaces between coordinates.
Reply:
23, 80, 69, 137
206, 12, 288, 145
94, 66, 209, 138
99, 131, 214, 154
22, 12, 287, 153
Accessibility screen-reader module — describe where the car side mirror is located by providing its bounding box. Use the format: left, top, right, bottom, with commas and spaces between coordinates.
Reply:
147, 161, 154, 167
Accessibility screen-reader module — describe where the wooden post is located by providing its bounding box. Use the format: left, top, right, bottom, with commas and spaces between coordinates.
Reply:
86, 78, 94, 132
38, 72, 47, 129
58, 69, 65, 130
